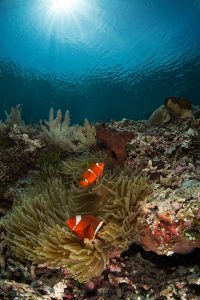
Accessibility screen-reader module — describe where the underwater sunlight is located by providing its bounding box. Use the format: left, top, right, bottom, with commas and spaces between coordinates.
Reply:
1, 0, 200, 298
48, 0, 85, 17
37, 0, 101, 50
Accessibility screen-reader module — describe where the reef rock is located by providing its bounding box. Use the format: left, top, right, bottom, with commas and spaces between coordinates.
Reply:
138, 181, 200, 255
165, 96, 193, 119
146, 105, 171, 127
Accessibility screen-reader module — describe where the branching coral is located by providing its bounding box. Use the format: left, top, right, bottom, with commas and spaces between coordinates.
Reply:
3, 153, 149, 282
40, 108, 96, 152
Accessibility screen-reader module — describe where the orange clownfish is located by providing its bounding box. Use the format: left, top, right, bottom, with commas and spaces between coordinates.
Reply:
79, 162, 104, 187
66, 215, 104, 240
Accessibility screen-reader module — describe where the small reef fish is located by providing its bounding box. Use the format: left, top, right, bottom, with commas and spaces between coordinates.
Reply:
79, 162, 104, 187
66, 215, 104, 240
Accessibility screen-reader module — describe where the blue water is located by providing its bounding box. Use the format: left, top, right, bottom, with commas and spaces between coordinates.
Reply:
0, 0, 200, 123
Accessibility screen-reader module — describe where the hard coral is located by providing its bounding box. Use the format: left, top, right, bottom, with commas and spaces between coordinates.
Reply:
140, 182, 200, 255
165, 96, 192, 119
96, 124, 134, 164
3, 154, 149, 282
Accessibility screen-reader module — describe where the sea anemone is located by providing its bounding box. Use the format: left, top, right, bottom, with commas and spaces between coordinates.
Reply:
3, 154, 149, 282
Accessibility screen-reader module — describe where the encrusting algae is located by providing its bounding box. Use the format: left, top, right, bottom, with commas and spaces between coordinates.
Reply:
3, 152, 149, 282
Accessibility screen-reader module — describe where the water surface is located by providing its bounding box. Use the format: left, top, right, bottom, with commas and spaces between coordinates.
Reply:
0, 0, 200, 122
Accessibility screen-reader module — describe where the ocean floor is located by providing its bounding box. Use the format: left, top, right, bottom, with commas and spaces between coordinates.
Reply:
0, 101, 200, 299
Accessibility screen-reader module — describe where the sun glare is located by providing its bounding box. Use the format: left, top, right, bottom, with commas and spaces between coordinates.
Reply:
37, 0, 100, 44
50, 0, 79, 15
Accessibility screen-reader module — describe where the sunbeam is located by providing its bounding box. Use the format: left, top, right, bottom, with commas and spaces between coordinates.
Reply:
49, 0, 81, 16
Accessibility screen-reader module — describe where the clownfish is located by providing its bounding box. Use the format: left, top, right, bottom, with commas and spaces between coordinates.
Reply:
79, 162, 104, 187
66, 215, 104, 240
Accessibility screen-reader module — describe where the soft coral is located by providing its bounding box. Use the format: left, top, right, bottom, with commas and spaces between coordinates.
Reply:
96, 124, 133, 164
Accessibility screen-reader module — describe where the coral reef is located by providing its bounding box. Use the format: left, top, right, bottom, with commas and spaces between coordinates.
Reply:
96, 123, 134, 163
141, 180, 200, 255
146, 105, 171, 127
124, 107, 200, 254
0, 103, 200, 298
0, 104, 39, 190
40, 108, 96, 152
0, 104, 25, 146
37, 150, 61, 168
1, 243, 200, 299
4, 104, 25, 127
165, 96, 193, 118
0, 106, 98, 219
0, 145, 28, 187
8, 124, 42, 153
147, 96, 193, 128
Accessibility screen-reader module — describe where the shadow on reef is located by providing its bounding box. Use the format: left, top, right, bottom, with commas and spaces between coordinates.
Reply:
123, 243, 200, 268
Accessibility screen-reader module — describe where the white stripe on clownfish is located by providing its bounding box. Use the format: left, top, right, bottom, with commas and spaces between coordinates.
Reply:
93, 220, 104, 239
81, 178, 89, 185
72, 215, 82, 230
72, 216, 104, 240
96, 162, 104, 169
87, 163, 103, 176
88, 168, 96, 176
